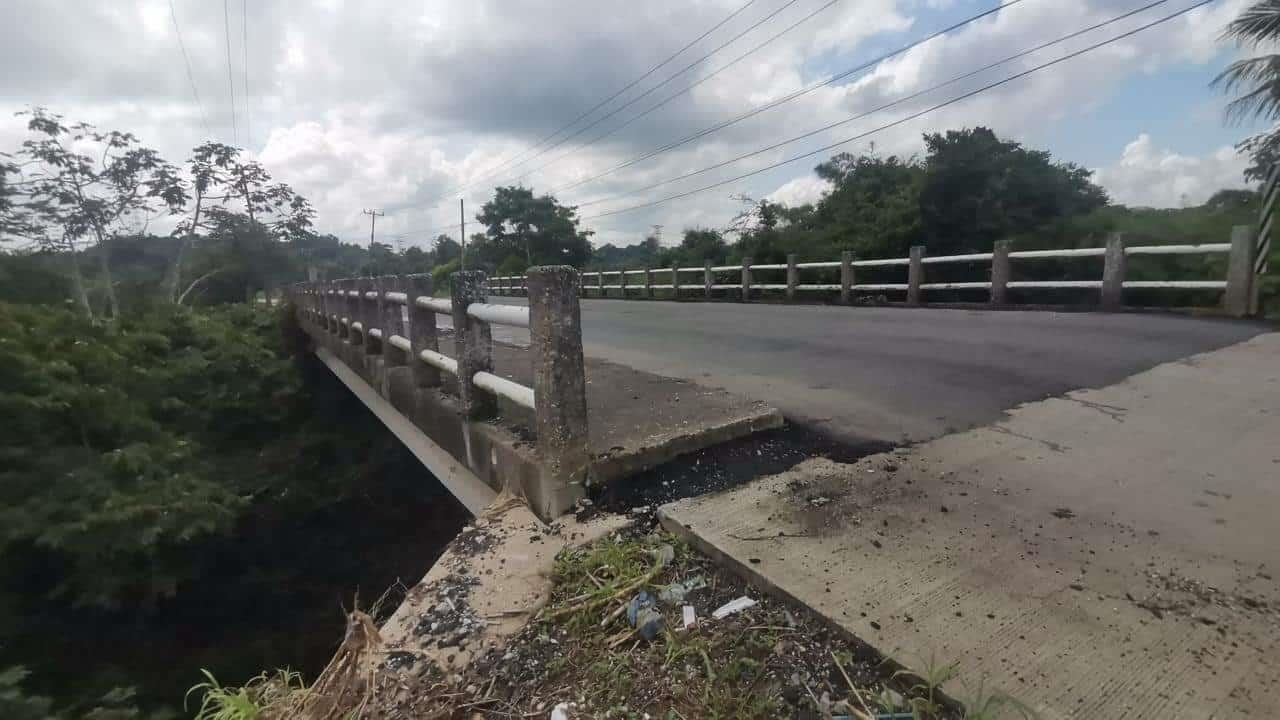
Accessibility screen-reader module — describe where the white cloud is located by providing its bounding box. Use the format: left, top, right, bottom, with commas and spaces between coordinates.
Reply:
1092, 134, 1250, 208
768, 174, 831, 206
0, 0, 1260, 246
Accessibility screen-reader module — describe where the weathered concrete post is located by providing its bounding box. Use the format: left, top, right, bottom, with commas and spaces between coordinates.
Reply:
597, 270, 605, 297
786, 254, 799, 302
407, 274, 442, 386
671, 265, 679, 301
452, 271, 495, 418
407, 274, 441, 388
326, 281, 339, 334
990, 240, 1011, 307
527, 266, 589, 519
704, 260, 714, 300
381, 276, 408, 367
365, 277, 385, 355
1224, 225, 1258, 318
334, 280, 348, 340
645, 267, 653, 299
907, 246, 925, 306
741, 257, 753, 303
1101, 232, 1126, 311
619, 269, 628, 298
354, 278, 374, 350
840, 251, 854, 305
345, 279, 360, 342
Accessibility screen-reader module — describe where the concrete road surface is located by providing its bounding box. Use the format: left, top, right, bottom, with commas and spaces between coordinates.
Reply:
661, 332, 1280, 718
493, 297, 1266, 444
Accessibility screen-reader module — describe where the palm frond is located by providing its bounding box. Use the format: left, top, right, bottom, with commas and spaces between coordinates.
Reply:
1222, 0, 1280, 45
1213, 54, 1280, 122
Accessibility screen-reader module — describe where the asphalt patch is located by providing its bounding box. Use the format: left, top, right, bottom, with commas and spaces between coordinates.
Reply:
595, 423, 892, 512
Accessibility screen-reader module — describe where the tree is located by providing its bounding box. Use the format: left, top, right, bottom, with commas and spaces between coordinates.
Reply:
475, 186, 592, 268
433, 235, 461, 265
919, 127, 1106, 254
1215, 1, 1280, 179
13, 108, 184, 320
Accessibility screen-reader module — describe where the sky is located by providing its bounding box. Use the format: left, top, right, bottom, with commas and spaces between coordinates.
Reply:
0, 0, 1268, 250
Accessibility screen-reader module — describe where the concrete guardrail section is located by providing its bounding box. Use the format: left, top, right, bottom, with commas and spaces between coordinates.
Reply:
489, 227, 1261, 317
290, 266, 588, 520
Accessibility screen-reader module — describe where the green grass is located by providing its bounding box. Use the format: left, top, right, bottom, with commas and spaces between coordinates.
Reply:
185, 669, 305, 720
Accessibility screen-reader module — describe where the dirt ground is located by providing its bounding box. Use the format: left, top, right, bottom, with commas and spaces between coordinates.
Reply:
363, 509, 979, 720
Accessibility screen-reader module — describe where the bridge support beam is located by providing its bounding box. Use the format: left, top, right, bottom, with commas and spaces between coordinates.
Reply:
527, 266, 590, 518
1224, 225, 1257, 318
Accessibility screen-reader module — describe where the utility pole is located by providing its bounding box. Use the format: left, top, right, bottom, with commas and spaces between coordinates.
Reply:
652, 224, 663, 245
460, 198, 467, 271
362, 208, 385, 246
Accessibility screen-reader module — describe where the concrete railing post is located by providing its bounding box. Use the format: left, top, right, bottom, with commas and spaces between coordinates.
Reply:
381, 276, 408, 367
325, 281, 338, 334
334, 280, 348, 340
619, 269, 628, 298
907, 246, 925, 306
597, 270, 605, 298
786, 254, 798, 301
407, 273, 441, 388
1101, 232, 1126, 311
1224, 225, 1258, 318
645, 267, 653, 299
990, 240, 1011, 307
840, 251, 854, 305
527, 265, 589, 518
345, 278, 359, 342
704, 260, 713, 300
741, 257, 752, 303
451, 270, 495, 418
671, 265, 679, 301
366, 277, 385, 355
354, 278, 374, 350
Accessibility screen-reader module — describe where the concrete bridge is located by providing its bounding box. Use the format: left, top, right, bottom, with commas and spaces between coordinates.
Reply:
290, 227, 1276, 718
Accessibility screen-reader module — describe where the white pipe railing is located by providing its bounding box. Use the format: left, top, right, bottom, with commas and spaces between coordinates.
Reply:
487, 232, 1252, 316
474, 371, 536, 410
467, 302, 530, 328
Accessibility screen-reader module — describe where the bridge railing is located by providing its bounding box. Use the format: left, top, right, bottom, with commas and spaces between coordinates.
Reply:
489, 227, 1259, 316
293, 266, 590, 499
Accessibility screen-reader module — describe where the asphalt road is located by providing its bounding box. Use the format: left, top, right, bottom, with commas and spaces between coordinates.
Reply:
492, 297, 1266, 445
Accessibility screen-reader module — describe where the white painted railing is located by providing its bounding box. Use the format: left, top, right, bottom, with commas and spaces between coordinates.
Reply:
294, 267, 586, 438
486, 230, 1258, 316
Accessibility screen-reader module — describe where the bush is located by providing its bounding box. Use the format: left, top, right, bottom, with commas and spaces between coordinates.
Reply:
430, 259, 460, 295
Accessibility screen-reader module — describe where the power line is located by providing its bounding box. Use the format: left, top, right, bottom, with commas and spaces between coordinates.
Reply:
549, 0, 1028, 197
223, 0, 237, 144
575, 0, 1171, 211
168, 0, 212, 136
582, 0, 1213, 223
242, 0, 251, 147
460, 0, 761, 190
436, 0, 807, 202
507, 0, 842, 188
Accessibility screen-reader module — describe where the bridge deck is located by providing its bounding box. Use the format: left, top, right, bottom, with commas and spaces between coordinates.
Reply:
431, 331, 784, 485
660, 332, 1280, 719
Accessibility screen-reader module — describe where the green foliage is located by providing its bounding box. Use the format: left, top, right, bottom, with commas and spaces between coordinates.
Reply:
185, 669, 304, 720
474, 186, 593, 268
431, 258, 460, 294
0, 667, 55, 720
918, 127, 1108, 255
